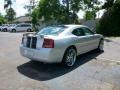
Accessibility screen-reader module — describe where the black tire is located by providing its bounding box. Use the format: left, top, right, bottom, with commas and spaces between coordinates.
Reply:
12, 29, 16, 32
3, 28, 7, 32
30, 60, 43, 64
31, 60, 39, 63
27, 29, 31, 32
62, 47, 77, 67
97, 39, 104, 52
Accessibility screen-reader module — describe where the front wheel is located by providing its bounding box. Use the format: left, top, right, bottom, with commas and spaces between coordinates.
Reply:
3, 28, 7, 32
12, 29, 16, 32
27, 29, 31, 32
62, 47, 77, 67
97, 39, 104, 51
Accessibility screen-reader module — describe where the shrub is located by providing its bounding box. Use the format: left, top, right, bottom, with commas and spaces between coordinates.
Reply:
97, 3, 120, 36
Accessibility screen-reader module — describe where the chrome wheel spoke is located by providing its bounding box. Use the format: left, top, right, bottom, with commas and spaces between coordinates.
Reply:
65, 49, 76, 66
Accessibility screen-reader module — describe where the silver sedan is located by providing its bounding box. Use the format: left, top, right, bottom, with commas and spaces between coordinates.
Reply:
20, 25, 104, 66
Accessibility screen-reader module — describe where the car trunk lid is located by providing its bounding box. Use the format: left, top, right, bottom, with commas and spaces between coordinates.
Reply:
23, 33, 56, 49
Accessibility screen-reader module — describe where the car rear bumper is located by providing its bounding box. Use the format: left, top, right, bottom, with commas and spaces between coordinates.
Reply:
20, 45, 63, 63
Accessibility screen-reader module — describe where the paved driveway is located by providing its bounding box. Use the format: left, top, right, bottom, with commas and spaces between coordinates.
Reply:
0, 32, 120, 90
97, 37, 120, 62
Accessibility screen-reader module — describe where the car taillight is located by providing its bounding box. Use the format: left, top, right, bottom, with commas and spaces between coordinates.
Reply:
21, 37, 24, 44
21, 36, 27, 46
42, 38, 54, 48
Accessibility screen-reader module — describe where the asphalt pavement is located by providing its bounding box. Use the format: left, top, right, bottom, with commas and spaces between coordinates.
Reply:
0, 32, 120, 90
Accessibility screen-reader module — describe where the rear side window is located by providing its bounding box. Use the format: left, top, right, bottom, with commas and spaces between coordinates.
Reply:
17, 24, 22, 27
82, 27, 94, 35
17, 24, 31, 27
37, 26, 67, 35
72, 28, 85, 36
21, 24, 31, 27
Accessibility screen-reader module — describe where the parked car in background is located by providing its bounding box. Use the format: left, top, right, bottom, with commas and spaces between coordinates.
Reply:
7, 24, 16, 32
9, 23, 32, 32
1, 24, 9, 32
0, 25, 2, 31
20, 25, 104, 67
3, 24, 17, 32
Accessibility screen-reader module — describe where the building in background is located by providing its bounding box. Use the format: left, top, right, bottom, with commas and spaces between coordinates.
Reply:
13, 16, 32, 23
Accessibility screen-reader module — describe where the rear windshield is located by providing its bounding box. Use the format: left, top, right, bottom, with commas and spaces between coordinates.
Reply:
37, 26, 67, 35
2, 25, 8, 26
9, 24, 16, 27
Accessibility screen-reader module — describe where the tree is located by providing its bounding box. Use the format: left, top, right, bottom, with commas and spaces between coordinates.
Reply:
97, 0, 120, 36
4, 0, 16, 22
36, 0, 81, 24
102, 0, 114, 9
5, 8, 16, 22
84, 11, 96, 20
0, 15, 6, 24
4, 0, 12, 9
83, 0, 100, 20
37, 0, 61, 21
32, 0, 102, 25
62, 0, 80, 23
31, 8, 38, 31
24, 0, 37, 15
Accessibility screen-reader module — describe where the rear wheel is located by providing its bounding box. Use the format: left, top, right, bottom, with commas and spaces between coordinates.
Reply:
62, 47, 77, 67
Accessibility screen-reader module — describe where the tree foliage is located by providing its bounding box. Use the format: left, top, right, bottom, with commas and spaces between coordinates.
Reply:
37, 0, 61, 21
4, 0, 16, 22
97, 0, 120, 36
32, 0, 84, 24
84, 11, 96, 20
83, 0, 100, 20
31, 0, 103, 25
5, 8, 16, 22
24, 0, 36, 15
102, 0, 114, 9
0, 15, 6, 24
4, 0, 12, 9
31, 8, 38, 31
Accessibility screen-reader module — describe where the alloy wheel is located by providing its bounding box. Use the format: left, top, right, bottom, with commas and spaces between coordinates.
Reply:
65, 48, 76, 66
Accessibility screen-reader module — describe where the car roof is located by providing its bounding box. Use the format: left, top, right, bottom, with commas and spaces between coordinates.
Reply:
2, 24, 9, 26
57, 24, 88, 29
65, 24, 85, 27
45, 24, 87, 29
19, 23, 31, 24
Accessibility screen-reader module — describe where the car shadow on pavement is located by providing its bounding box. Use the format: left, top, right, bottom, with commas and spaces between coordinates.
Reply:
17, 50, 103, 81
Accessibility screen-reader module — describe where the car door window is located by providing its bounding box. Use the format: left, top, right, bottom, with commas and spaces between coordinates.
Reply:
72, 28, 85, 36
22, 24, 31, 27
21, 24, 27, 27
26, 24, 31, 27
17, 25, 22, 27
23, 24, 28, 27
82, 27, 94, 35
